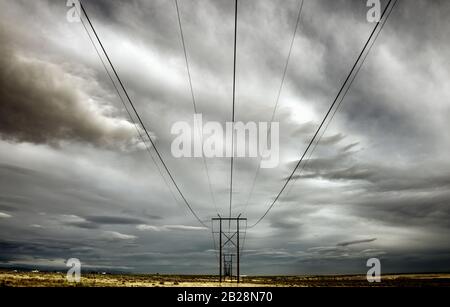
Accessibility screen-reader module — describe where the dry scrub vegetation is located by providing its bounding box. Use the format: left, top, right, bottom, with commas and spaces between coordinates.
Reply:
0, 270, 449, 287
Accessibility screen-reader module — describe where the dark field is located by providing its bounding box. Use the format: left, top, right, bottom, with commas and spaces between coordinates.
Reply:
0, 270, 449, 287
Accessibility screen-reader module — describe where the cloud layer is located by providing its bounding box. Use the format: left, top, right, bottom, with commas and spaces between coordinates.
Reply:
0, 29, 137, 148
0, 0, 449, 275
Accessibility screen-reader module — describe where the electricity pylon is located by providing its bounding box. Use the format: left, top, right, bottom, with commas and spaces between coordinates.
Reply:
212, 214, 246, 283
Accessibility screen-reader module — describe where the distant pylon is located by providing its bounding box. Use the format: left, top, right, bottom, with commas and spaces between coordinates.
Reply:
212, 214, 246, 283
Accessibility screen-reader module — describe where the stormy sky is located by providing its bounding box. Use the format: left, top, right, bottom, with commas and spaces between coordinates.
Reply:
0, 0, 449, 275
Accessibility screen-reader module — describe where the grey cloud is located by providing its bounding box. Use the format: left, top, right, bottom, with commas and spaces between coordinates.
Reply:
0, 163, 39, 177
340, 142, 359, 153
337, 238, 377, 247
270, 219, 302, 232
0, 29, 136, 148
120, 209, 162, 221
313, 133, 345, 146
137, 224, 209, 232
65, 221, 100, 230
102, 231, 137, 241
294, 158, 450, 193
307, 246, 341, 254
295, 165, 375, 182
285, 151, 354, 178
352, 191, 450, 229
61, 215, 150, 229
84, 215, 146, 225
0, 195, 31, 206
163, 225, 208, 231
0, 212, 12, 219
0, 205, 18, 213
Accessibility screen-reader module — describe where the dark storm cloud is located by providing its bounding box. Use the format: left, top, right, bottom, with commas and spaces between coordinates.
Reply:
291, 121, 316, 137
293, 164, 374, 182
0, 239, 98, 262
291, 157, 450, 194
0, 238, 134, 271
282, 149, 450, 230
341, 142, 359, 153
0, 195, 31, 206
285, 151, 355, 178
0, 163, 39, 177
64, 219, 100, 229
121, 208, 162, 220
270, 218, 303, 231
337, 238, 377, 247
0, 29, 136, 148
352, 191, 450, 228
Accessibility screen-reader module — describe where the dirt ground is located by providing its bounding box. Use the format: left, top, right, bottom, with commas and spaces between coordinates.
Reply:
0, 270, 449, 287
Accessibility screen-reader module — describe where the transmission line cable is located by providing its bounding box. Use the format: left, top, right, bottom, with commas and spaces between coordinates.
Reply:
249, 0, 396, 228
174, 0, 219, 215
242, 0, 305, 215
229, 0, 238, 226
79, 0, 207, 228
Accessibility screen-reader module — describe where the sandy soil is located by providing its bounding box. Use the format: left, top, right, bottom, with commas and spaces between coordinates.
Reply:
0, 270, 449, 287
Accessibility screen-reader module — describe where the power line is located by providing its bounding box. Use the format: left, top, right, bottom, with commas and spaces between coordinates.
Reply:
242, 0, 305, 215
249, 0, 396, 228
76, 9, 184, 212
174, 0, 219, 215
239, 219, 248, 256
269, 0, 305, 125
229, 0, 238, 223
211, 220, 219, 262
79, 0, 207, 228
284, 0, 399, 200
